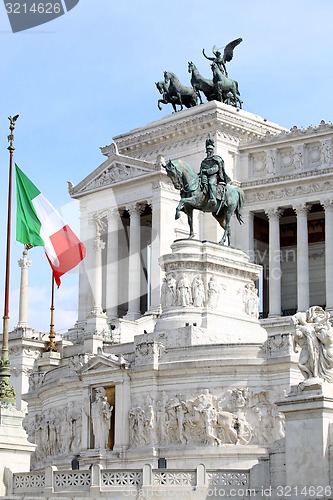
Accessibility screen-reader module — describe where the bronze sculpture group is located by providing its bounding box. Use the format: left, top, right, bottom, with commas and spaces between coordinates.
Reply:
156, 39, 243, 112
163, 135, 244, 246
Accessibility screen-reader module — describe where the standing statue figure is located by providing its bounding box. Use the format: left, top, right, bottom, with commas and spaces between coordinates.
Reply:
199, 134, 231, 208
177, 273, 192, 306
202, 38, 243, 78
192, 275, 205, 307
207, 276, 219, 308
243, 283, 260, 318
91, 387, 113, 449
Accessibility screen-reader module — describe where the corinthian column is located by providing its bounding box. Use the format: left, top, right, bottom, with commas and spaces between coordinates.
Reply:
85, 214, 107, 349
106, 209, 121, 319
241, 209, 254, 260
124, 204, 141, 320
293, 203, 309, 311
17, 249, 32, 328
266, 208, 283, 317
322, 200, 333, 314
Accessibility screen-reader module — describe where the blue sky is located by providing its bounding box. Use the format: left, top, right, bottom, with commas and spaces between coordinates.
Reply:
0, 0, 332, 332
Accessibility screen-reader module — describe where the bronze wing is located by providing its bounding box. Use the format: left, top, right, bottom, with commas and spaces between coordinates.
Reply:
223, 38, 243, 63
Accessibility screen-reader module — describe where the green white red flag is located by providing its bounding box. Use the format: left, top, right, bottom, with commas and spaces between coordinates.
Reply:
15, 164, 86, 286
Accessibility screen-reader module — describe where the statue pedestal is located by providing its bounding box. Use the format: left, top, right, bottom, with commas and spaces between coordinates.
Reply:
277, 381, 333, 490
0, 402, 36, 496
156, 239, 266, 344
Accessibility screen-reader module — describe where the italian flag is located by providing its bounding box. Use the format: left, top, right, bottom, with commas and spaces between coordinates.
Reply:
16, 164, 86, 286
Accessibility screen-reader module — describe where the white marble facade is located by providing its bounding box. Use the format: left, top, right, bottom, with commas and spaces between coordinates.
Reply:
7, 101, 333, 497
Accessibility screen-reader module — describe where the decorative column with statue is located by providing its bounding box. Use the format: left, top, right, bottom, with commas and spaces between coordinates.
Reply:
277, 306, 333, 489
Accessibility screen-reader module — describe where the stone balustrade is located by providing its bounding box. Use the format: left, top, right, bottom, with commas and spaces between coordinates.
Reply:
7, 463, 251, 498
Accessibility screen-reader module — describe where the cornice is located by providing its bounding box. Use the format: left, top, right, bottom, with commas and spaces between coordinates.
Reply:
242, 167, 333, 189
111, 101, 286, 159
244, 169, 333, 204
240, 120, 333, 150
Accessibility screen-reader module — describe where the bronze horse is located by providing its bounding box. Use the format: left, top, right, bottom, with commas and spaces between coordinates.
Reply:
163, 71, 198, 111
164, 159, 244, 246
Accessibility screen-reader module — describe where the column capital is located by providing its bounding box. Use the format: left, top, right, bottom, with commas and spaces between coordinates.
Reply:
89, 212, 107, 237
126, 203, 144, 217
93, 237, 106, 252
241, 208, 254, 219
106, 208, 121, 224
18, 250, 32, 269
265, 207, 283, 220
292, 203, 310, 216
321, 199, 333, 211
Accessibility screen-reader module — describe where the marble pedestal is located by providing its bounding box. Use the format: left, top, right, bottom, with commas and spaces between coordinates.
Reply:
0, 402, 36, 496
156, 239, 266, 343
277, 380, 333, 494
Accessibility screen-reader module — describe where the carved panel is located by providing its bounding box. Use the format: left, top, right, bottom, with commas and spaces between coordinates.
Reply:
153, 471, 195, 486
102, 471, 142, 486
278, 148, 294, 173
252, 153, 267, 176
54, 471, 90, 488
13, 473, 45, 491
306, 143, 321, 168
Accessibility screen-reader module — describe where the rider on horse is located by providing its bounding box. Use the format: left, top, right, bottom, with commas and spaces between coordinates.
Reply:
199, 135, 231, 208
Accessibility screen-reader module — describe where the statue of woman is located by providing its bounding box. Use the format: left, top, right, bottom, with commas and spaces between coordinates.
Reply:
91, 387, 113, 449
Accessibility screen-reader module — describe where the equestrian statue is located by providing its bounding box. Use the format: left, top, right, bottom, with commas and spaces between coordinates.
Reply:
163, 135, 244, 246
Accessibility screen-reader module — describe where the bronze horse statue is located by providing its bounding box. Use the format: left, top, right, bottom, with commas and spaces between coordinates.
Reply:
163, 71, 198, 111
188, 61, 218, 103
211, 62, 243, 109
164, 159, 244, 246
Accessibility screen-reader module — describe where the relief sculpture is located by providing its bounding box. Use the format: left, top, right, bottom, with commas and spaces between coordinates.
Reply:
128, 387, 284, 448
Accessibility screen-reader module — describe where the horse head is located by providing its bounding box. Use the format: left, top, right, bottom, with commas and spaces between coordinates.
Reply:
188, 61, 194, 73
164, 160, 182, 190
155, 81, 166, 94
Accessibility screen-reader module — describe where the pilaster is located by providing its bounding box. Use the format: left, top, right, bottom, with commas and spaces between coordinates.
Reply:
266, 208, 283, 317
293, 203, 310, 312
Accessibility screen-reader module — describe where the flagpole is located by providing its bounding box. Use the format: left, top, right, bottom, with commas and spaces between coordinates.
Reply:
44, 273, 58, 352
0, 115, 19, 403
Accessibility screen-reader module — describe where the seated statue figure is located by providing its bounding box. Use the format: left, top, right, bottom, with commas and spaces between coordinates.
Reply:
292, 306, 333, 383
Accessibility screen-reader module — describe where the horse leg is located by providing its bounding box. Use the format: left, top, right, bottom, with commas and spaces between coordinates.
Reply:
177, 92, 184, 111
175, 200, 184, 219
220, 214, 231, 246
196, 88, 203, 104
157, 99, 163, 110
185, 207, 194, 238
219, 228, 227, 245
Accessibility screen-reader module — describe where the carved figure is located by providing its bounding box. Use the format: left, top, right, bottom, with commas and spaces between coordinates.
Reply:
161, 274, 177, 308
207, 277, 219, 308
164, 136, 244, 246
243, 283, 259, 318
91, 387, 113, 449
292, 306, 333, 382
202, 39, 243, 78
192, 275, 205, 307
177, 273, 192, 306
